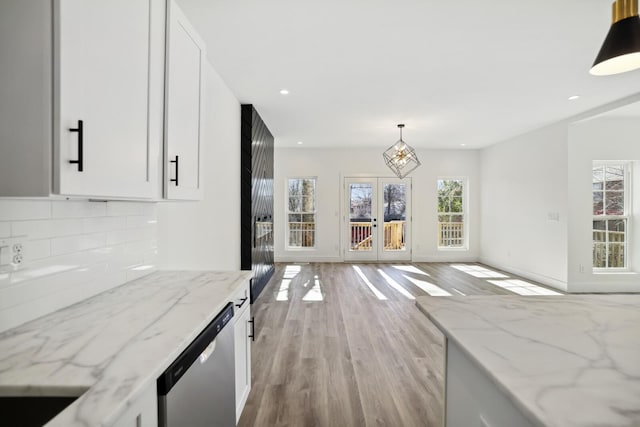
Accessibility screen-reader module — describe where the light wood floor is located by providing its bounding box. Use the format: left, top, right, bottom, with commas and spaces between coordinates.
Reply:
238, 262, 558, 427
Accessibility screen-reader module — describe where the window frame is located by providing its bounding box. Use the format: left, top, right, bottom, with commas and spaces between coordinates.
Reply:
592, 162, 632, 271
436, 177, 469, 251
286, 177, 317, 250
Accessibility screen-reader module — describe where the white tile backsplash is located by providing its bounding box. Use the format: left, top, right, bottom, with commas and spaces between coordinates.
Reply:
0, 200, 158, 333
12, 218, 79, 239
0, 200, 51, 221
51, 200, 107, 218
0, 223, 9, 238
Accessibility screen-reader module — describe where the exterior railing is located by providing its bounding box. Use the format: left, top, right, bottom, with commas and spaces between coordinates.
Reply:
350, 221, 405, 250
289, 222, 315, 247
438, 222, 464, 247
593, 230, 625, 268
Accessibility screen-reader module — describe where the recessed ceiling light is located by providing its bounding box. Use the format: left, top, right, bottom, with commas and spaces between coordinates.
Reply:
280, 89, 289, 95
460, 143, 466, 147
297, 141, 303, 145
568, 95, 580, 101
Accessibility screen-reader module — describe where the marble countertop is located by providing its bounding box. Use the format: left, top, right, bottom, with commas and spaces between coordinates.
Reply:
0, 270, 251, 426
416, 295, 640, 427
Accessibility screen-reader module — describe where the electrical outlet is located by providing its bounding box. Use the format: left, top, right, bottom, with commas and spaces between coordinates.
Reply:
0, 237, 27, 271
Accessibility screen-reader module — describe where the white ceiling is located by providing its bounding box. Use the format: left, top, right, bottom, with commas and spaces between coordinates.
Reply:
176, 0, 640, 149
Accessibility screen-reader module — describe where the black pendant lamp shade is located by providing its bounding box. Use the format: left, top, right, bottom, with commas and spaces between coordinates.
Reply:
591, 0, 640, 76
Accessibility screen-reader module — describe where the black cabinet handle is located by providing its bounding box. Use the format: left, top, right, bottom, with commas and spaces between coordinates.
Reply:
235, 297, 248, 308
248, 317, 255, 341
69, 120, 84, 172
170, 155, 179, 186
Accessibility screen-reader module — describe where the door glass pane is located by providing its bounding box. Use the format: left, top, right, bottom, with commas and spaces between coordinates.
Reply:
350, 184, 373, 251
383, 184, 406, 251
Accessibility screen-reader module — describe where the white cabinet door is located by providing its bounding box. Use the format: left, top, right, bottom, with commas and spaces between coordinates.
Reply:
234, 305, 252, 423
55, 0, 155, 199
164, 0, 205, 200
111, 383, 158, 427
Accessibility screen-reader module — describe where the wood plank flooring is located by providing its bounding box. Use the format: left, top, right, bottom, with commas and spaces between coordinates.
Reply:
238, 262, 559, 427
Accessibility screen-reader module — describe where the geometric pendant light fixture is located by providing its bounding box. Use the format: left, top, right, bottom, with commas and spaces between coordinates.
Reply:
590, 0, 640, 75
383, 124, 421, 179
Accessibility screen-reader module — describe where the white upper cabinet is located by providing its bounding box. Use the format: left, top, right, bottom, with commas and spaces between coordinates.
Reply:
164, 0, 205, 200
0, 0, 164, 200
55, 0, 163, 199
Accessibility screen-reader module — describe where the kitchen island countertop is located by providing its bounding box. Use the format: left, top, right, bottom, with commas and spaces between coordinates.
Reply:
0, 270, 251, 426
416, 294, 640, 427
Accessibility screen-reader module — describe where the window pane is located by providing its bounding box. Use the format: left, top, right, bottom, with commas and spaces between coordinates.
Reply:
288, 214, 301, 223
605, 191, 624, 215
605, 166, 624, 190
593, 243, 606, 268
451, 215, 464, 223
350, 184, 372, 220
608, 219, 625, 241
593, 191, 603, 215
383, 184, 406, 221
288, 179, 302, 196
608, 243, 625, 268
438, 214, 451, 223
592, 167, 604, 184
302, 195, 315, 212
302, 214, 315, 223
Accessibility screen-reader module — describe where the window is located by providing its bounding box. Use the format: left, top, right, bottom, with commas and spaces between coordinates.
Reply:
437, 178, 466, 248
287, 178, 316, 248
593, 164, 630, 269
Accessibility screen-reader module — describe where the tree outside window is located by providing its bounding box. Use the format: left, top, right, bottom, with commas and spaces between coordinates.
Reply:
287, 178, 316, 248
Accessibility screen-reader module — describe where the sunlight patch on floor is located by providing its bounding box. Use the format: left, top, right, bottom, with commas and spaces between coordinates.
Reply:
276, 265, 302, 301
487, 279, 563, 296
403, 275, 452, 296
451, 288, 466, 296
451, 264, 509, 278
352, 266, 388, 300
378, 269, 415, 300
392, 265, 430, 276
302, 275, 324, 301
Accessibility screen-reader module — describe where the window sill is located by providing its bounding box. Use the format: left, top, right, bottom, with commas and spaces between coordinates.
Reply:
286, 247, 317, 251
592, 269, 637, 275
437, 247, 469, 252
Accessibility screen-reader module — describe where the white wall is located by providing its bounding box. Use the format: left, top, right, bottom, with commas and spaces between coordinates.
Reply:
0, 200, 157, 333
157, 62, 241, 270
274, 147, 481, 262
567, 117, 640, 292
480, 123, 569, 291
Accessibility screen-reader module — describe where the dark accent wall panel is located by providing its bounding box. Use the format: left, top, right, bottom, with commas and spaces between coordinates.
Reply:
241, 105, 274, 303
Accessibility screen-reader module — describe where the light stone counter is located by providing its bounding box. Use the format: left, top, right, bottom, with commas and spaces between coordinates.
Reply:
0, 270, 251, 426
416, 295, 640, 427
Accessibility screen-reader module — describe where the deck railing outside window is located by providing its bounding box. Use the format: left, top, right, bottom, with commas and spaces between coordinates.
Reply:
438, 222, 464, 247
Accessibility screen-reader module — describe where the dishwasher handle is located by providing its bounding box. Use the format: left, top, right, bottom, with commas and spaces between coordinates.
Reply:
157, 302, 234, 395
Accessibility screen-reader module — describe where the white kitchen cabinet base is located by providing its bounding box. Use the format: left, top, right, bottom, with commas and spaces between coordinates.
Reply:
233, 280, 252, 423
445, 339, 534, 427
111, 384, 158, 427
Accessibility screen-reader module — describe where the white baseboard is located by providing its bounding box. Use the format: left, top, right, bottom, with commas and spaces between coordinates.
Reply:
479, 257, 568, 292
274, 255, 343, 263
412, 255, 480, 263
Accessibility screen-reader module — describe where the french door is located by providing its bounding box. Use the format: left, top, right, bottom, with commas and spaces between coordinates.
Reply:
344, 177, 411, 261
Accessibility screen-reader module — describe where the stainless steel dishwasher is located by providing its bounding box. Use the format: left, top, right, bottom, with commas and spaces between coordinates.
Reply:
157, 302, 236, 427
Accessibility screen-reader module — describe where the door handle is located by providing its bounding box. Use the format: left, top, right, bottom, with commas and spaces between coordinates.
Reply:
235, 297, 248, 308
248, 317, 255, 341
170, 155, 179, 186
69, 120, 84, 172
